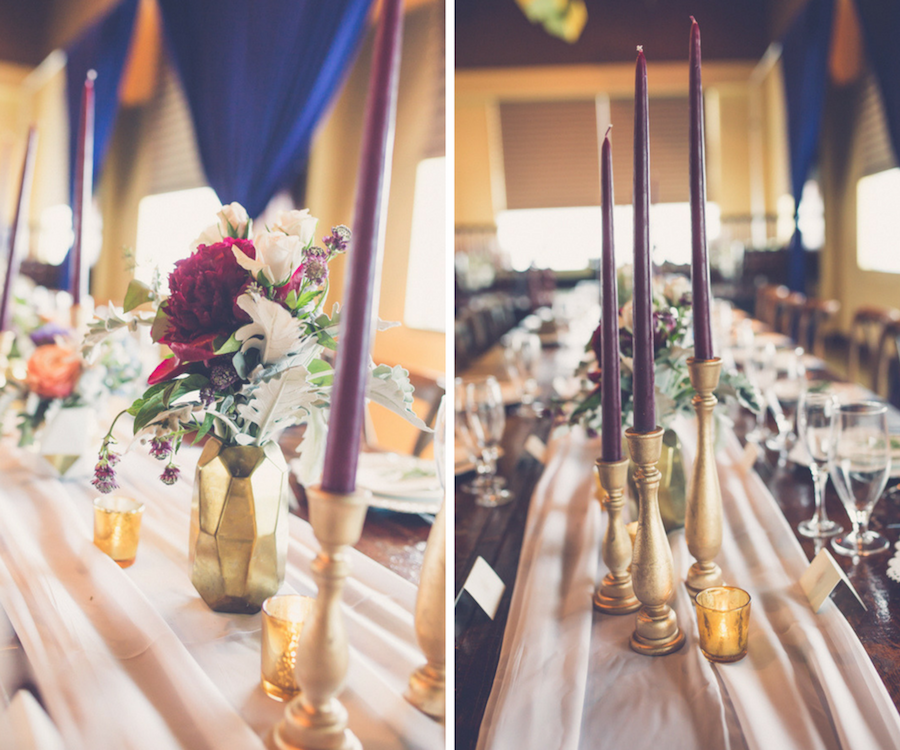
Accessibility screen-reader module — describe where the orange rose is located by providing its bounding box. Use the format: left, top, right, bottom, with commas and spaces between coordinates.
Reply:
26, 344, 82, 399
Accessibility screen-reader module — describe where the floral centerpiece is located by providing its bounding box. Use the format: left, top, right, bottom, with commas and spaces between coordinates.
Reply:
569, 274, 759, 530
0, 317, 141, 458
84, 202, 426, 612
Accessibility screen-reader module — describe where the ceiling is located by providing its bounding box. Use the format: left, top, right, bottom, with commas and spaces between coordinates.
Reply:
456, 0, 774, 69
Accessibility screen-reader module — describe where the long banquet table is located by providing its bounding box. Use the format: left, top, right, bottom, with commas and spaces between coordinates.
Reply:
455, 301, 900, 750
0, 422, 443, 749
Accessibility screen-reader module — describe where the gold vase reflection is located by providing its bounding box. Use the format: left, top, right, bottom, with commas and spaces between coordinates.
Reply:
189, 437, 289, 614
627, 428, 686, 532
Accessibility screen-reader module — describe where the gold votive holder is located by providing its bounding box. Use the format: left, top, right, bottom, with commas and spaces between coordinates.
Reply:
261, 594, 314, 702
93, 496, 144, 568
695, 586, 751, 663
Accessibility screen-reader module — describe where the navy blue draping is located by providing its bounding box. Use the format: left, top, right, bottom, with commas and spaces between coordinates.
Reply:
155, 0, 374, 218
781, 0, 834, 292
62, 0, 140, 290
853, 0, 900, 166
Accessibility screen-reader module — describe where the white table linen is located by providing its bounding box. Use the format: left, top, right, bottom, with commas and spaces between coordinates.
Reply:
477, 418, 900, 750
0, 442, 442, 750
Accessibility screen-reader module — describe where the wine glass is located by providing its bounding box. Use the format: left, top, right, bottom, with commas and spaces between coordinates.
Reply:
797, 389, 843, 538
454, 378, 489, 495
767, 347, 806, 463
830, 402, 891, 556
509, 331, 542, 413
746, 341, 777, 446
465, 377, 512, 507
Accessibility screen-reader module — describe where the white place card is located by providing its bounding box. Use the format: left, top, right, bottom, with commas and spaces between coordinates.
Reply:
463, 556, 506, 620
524, 435, 547, 464
800, 547, 867, 612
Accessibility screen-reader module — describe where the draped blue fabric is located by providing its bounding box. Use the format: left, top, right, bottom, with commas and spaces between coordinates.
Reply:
853, 0, 900, 164
781, 0, 834, 292
63, 0, 140, 289
155, 0, 374, 218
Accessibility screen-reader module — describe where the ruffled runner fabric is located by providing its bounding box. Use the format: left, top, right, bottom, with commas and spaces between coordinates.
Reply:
477, 418, 900, 750
0, 442, 441, 750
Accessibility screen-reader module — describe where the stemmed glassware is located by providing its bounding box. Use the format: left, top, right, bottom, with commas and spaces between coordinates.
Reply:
433, 396, 446, 492
767, 347, 806, 464
454, 378, 488, 495
459, 376, 511, 507
830, 402, 891, 556
796, 388, 844, 538
504, 330, 542, 413
745, 341, 777, 446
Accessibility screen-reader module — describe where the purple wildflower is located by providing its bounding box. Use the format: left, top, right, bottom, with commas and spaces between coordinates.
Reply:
210, 361, 239, 391
149, 436, 173, 461
322, 224, 350, 253
199, 386, 215, 408
160, 463, 180, 486
92, 460, 119, 494
304, 251, 329, 285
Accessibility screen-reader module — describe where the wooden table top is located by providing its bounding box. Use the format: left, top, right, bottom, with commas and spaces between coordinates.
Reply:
455, 327, 900, 750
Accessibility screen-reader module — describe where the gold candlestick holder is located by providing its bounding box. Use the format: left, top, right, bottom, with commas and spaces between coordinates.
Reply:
404, 501, 446, 722
593, 457, 640, 614
685, 357, 724, 599
627, 427, 685, 656
274, 485, 370, 750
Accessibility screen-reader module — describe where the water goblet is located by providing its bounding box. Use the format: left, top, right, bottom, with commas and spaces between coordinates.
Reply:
454, 378, 490, 495
831, 401, 891, 556
465, 377, 512, 507
746, 342, 777, 446
797, 389, 843, 538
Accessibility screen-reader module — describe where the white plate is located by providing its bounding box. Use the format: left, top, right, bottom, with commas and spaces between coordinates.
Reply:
355, 452, 443, 514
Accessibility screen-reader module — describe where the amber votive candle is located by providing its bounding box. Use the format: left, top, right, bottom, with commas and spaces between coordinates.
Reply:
93, 496, 144, 568
261, 594, 315, 701
695, 586, 751, 663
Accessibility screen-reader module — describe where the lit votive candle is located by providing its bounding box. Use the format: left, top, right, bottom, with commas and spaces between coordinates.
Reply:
93, 496, 144, 568
695, 586, 751, 663
261, 594, 315, 702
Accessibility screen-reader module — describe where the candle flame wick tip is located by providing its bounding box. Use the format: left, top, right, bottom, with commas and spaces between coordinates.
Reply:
605, 124, 613, 138
86, 69, 97, 81
690, 15, 697, 24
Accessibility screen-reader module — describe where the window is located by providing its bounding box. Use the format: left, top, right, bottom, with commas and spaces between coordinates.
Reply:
496, 202, 721, 272
404, 157, 446, 332
135, 187, 222, 289
857, 168, 900, 274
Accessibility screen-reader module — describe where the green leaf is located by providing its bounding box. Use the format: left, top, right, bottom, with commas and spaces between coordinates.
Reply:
192, 412, 216, 444
232, 350, 247, 380
214, 333, 242, 355
285, 289, 299, 309
295, 288, 322, 309
316, 329, 337, 351
132, 393, 167, 433
151, 306, 171, 343
123, 279, 154, 312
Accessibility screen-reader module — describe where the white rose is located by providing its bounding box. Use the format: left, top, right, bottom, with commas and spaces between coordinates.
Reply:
663, 276, 691, 305
273, 209, 318, 247
217, 202, 250, 238
191, 223, 222, 251
618, 299, 634, 331
253, 231, 304, 284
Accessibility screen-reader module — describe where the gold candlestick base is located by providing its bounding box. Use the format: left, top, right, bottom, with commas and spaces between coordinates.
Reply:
627, 427, 685, 656
685, 357, 724, 600
593, 457, 640, 615
274, 485, 370, 750
404, 502, 446, 722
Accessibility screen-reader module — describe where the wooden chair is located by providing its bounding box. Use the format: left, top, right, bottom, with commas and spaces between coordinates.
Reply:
873, 319, 900, 403
797, 298, 840, 359
754, 283, 789, 329
848, 306, 900, 386
774, 291, 806, 341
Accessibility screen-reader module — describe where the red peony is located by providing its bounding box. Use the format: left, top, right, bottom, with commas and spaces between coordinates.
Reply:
161, 238, 256, 344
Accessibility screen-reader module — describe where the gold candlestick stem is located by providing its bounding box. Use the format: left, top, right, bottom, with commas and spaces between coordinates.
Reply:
593, 457, 640, 614
627, 427, 685, 656
685, 357, 724, 599
404, 501, 446, 722
274, 485, 370, 750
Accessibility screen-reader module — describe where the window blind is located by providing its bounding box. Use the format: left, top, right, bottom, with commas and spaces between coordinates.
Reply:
858, 71, 897, 177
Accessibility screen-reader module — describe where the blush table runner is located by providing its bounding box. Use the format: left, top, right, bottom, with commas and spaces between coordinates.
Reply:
477, 418, 900, 750
0, 440, 442, 750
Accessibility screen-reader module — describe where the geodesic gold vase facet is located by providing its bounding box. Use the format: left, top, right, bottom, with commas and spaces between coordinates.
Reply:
189, 437, 289, 614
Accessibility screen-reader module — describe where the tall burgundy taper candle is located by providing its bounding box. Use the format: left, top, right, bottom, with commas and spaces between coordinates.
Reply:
689, 18, 713, 360
71, 69, 95, 310
632, 47, 656, 433
0, 126, 38, 332
321, 0, 403, 494
600, 127, 622, 462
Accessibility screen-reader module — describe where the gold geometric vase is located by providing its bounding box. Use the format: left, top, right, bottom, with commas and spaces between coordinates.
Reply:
189, 437, 289, 614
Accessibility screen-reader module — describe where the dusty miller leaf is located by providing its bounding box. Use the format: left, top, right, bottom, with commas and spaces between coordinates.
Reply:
236, 366, 320, 444
235, 292, 306, 365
